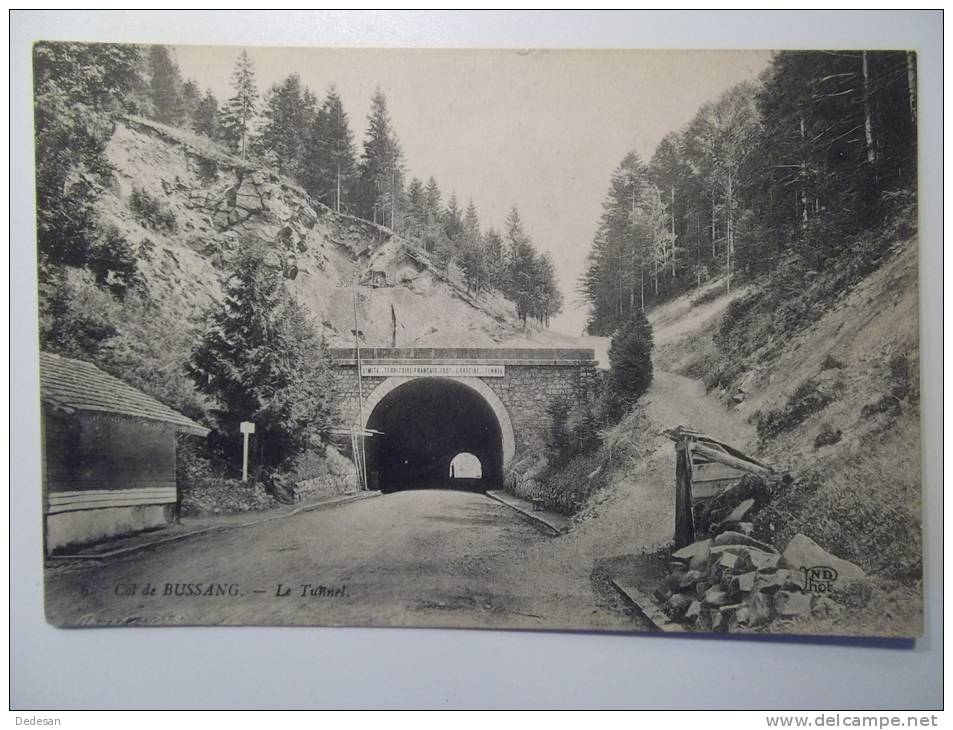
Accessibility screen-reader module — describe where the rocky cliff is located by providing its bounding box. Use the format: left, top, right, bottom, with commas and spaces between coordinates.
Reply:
96, 116, 529, 348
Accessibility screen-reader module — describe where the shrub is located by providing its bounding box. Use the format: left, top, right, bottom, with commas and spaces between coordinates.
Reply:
753, 468, 921, 579
545, 391, 604, 470
38, 264, 121, 357
860, 353, 917, 421
813, 422, 843, 449
861, 395, 902, 420
605, 308, 654, 422
888, 353, 914, 402
533, 450, 608, 516
39, 265, 207, 421
129, 186, 178, 233
703, 353, 746, 393
879, 189, 918, 242
757, 377, 839, 441
690, 283, 726, 308
196, 157, 219, 184
820, 353, 845, 371
545, 395, 572, 462
176, 436, 276, 516
569, 405, 603, 456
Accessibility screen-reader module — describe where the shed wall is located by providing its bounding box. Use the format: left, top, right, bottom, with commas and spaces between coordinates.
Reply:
42, 409, 177, 552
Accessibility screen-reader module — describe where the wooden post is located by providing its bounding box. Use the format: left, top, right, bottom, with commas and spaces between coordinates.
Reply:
353, 288, 367, 491
350, 429, 364, 491
674, 437, 696, 548
240, 421, 255, 482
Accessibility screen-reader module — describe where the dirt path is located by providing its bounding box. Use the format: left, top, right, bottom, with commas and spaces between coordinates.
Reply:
528, 369, 756, 576
646, 370, 756, 447
45, 490, 650, 632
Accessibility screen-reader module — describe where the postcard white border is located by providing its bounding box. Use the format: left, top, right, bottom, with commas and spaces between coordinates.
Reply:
9, 10, 944, 710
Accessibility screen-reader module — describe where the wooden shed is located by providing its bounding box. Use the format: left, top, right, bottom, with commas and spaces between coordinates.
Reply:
40, 352, 209, 553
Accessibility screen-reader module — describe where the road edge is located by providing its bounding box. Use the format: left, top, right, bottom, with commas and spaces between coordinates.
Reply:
485, 490, 566, 536
48, 491, 383, 561
607, 575, 685, 633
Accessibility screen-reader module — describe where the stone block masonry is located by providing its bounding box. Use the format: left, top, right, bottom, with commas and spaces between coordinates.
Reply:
327, 347, 598, 465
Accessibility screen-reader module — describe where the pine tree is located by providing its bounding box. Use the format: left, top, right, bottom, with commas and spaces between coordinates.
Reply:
443, 193, 464, 243
33, 42, 143, 283
460, 200, 485, 295
419, 177, 446, 256
574, 51, 918, 324
219, 50, 258, 160
356, 88, 404, 227
255, 74, 315, 178
483, 227, 506, 290
462, 199, 481, 244
648, 131, 690, 280
187, 239, 333, 473
683, 83, 760, 293
179, 78, 201, 127
504, 206, 528, 249
301, 86, 357, 212
423, 178, 442, 224
504, 207, 537, 325
147, 45, 184, 125
579, 151, 646, 335
193, 89, 219, 139
606, 308, 654, 421
431, 191, 462, 272
532, 252, 563, 327
404, 177, 426, 236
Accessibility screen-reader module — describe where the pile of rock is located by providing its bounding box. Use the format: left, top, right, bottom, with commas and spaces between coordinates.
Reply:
656, 531, 863, 632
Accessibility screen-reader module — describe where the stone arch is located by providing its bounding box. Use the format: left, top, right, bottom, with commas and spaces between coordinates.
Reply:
361, 375, 516, 468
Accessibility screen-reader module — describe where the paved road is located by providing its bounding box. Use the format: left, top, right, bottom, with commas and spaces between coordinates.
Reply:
45, 490, 647, 631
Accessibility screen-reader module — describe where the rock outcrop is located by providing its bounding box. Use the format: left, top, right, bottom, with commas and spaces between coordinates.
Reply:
97, 116, 532, 349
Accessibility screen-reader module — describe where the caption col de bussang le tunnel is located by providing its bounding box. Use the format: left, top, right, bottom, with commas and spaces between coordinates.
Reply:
363, 377, 504, 493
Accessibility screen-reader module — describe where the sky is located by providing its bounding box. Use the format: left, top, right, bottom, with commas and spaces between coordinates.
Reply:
173, 46, 771, 335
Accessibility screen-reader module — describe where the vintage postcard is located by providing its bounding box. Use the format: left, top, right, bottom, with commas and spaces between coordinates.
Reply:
36, 44, 921, 637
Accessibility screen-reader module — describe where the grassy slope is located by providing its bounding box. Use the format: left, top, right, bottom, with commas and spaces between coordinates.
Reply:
523, 237, 922, 636
740, 239, 921, 579
543, 236, 920, 588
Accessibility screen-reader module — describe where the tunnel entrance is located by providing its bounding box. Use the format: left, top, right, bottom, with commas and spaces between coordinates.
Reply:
450, 452, 482, 479
364, 378, 504, 493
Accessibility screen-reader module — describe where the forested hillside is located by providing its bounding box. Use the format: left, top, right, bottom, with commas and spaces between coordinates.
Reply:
503, 50, 920, 637
135, 45, 563, 325
34, 44, 565, 363
580, 51, 917, 336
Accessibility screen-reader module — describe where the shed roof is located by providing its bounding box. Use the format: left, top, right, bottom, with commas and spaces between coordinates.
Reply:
40, 352, 209, 436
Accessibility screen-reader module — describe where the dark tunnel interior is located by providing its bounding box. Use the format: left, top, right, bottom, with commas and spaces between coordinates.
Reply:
364, 378, 504, 493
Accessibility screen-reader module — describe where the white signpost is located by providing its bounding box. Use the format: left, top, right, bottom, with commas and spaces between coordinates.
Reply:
240, 421, 255, 482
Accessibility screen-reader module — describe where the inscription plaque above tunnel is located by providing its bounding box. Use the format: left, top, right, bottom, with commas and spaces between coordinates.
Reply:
361, 364, 505, 377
